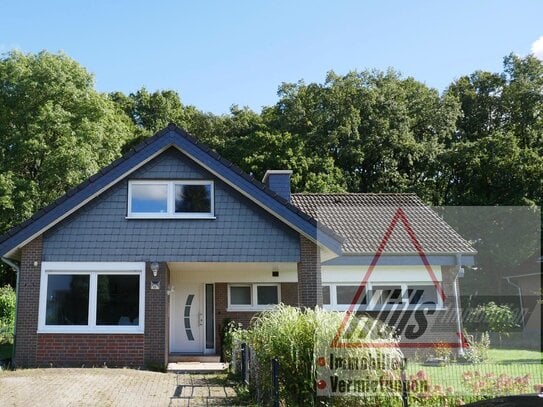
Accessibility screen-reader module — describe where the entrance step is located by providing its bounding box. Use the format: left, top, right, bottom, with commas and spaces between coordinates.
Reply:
169, 355, 221, 363
167, 361, 229, 373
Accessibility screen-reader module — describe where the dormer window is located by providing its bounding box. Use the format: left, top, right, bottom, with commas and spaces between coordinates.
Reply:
128, 180, 214, 218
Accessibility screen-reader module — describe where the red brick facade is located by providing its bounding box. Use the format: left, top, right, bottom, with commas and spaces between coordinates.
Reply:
298, 235, 322, 307
143, 261, 169, 367
14, 234, 463, 366
37, 334, 144, 366
14, 236, 42, 367
214, 282, 299, 353
14, 238, 169, 368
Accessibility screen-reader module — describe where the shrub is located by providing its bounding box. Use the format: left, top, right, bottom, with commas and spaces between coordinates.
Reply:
473, 302, 518, 345
464, 332, 490, 364
0, 285, 16, 344
234, 305, 404, 406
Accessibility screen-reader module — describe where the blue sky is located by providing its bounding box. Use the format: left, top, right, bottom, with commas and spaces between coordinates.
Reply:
1, 1, 542, 114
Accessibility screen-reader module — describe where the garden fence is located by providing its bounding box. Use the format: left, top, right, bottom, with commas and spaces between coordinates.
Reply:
231, 342, 543, 406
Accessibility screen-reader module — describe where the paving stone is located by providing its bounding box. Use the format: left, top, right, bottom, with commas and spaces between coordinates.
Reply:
0, 368, 238, 406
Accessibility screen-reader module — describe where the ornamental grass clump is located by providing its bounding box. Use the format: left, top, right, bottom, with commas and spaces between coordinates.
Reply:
236, 304, 403, 406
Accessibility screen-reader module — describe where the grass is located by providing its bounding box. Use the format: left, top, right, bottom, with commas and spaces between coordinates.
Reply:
487, 348, 542, 364
0, 343, 12, 360
407, 349, 543, 396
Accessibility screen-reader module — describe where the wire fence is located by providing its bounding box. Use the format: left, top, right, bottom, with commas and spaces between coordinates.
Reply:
406, 360, 543, 397
230, 341, 543, 406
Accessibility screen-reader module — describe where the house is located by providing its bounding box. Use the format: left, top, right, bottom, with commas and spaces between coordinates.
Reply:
0, 124, 476, 368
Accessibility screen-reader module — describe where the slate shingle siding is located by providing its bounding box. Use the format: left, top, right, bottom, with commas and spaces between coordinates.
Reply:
265, 173, 291, 201
43, 148, 300, 262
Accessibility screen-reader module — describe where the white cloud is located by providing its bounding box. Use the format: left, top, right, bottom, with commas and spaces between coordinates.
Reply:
531, 36, 543, 60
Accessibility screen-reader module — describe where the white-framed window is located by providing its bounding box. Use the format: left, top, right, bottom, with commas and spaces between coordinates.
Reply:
38, 262, 146, 334
323, 282, 442, 311
127, 180, 214, 219
227, 283, 280, 311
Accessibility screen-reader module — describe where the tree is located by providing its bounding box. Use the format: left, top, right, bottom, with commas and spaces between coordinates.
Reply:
0, 51, 134, 233
263, 70, 460, 201
110, 88, 226, 152
473, 302, 518, 345
444, 54, 543, 207
110, 88, 187, 134
0, 51, 136, 285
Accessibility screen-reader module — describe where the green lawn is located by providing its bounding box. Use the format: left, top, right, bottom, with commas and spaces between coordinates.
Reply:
407, 349, 542, 396
0, 343, 12, 360
487, 348, 542, 364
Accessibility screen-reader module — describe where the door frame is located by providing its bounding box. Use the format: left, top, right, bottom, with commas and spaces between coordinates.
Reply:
169, 281, 216, 355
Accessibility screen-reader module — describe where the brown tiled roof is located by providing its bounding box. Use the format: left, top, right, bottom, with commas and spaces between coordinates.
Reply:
291, 193, 476, 255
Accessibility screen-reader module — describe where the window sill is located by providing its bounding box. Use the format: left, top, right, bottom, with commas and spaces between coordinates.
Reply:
323, 306, 448, 312
126, 215, 216, 220
226, 306, 278, 313
37, 327, 145, 334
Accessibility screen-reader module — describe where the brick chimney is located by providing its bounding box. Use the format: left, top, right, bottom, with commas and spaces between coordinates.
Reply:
262, 170, 293, 202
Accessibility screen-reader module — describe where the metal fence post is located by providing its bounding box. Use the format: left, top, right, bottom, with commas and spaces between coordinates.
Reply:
272, 357, 279, 407
401, 357, 409, 407
241, 342, 247, 384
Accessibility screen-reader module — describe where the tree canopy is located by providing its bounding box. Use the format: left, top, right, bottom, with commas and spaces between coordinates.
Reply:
0, 51, 133, 231
0, 50, 541, 288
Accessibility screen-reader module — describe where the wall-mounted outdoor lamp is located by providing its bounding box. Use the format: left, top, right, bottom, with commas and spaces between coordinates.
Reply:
150, 261, 160, 290
150, 261, 159, 277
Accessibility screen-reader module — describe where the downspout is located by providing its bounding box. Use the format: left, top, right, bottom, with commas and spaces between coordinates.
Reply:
504, 277, 525, 329
1, 257, 20, 367
453, 253, 465, 356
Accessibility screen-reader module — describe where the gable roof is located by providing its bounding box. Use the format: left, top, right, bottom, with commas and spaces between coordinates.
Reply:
291, 193, 476, 255
0, 124, 343, 259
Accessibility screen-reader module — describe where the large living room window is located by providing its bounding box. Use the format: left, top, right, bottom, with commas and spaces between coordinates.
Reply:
39, 262, 145, 333
323, 282, 442, 311
128, 180, 214, 218
227, 284, 280, 311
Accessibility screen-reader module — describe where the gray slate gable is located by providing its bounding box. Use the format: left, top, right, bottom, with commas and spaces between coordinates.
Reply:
43, 148, 300, 262
0, 125, 343, 259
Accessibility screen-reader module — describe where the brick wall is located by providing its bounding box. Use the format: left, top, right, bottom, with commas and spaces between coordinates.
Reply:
15, 243, 168, 368
214, 282, 299, 355
297, 235, 322, 307
280, 282, 298, 305
36, 334, 144, 366
14, 236, 43, 367
144, 262, 169, 368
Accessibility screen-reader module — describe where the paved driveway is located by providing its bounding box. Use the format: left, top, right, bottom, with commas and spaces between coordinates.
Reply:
0, 368, 237, 406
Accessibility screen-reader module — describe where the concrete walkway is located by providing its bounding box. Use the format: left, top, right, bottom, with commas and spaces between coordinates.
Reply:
0, 368, 238, 406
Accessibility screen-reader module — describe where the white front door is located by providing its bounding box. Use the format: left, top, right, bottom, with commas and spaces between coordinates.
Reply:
170, 282, 204, 353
